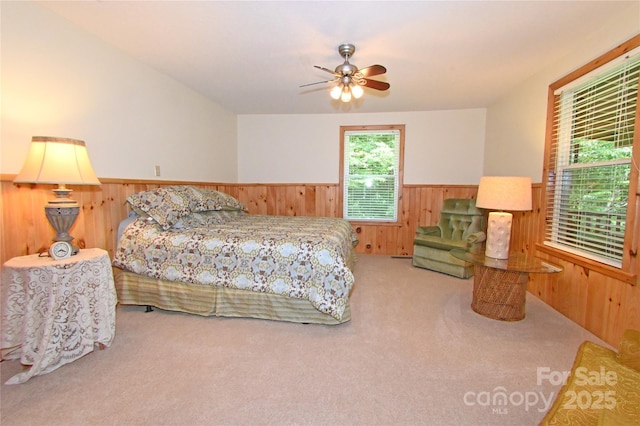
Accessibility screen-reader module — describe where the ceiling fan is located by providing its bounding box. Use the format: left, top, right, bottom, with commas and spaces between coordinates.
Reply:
301, 43, 390, 103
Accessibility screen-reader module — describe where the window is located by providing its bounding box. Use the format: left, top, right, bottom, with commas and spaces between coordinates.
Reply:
340, 125, 404, 223
543, 46, 640, 268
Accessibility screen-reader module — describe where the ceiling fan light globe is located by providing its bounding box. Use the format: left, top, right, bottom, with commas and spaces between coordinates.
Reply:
351, 84, 364, 99
330, 85, 342, 100
341, 86, 352, 103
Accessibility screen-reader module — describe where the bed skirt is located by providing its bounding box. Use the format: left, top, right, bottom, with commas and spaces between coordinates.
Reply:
113, 268, 352, 325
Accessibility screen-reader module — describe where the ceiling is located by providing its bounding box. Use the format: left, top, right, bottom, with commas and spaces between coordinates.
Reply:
38, 0, 634, 115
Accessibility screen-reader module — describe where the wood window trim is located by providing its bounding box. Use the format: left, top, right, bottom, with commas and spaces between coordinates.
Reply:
535, 243, 636, 286
539, 34, 640, 280
338, 124, 405, 225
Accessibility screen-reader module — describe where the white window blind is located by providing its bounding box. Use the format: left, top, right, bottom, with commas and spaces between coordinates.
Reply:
544, 52, 640, 267
343, 129, 401, 221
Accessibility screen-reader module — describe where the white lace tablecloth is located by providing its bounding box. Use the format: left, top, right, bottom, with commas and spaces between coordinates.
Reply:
1, 248, 117, 384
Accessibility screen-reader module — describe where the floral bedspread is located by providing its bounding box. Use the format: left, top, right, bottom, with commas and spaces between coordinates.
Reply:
113, 214, 358, 321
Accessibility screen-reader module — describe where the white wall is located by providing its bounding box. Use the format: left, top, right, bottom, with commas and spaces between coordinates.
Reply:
1, 1, 238, 182
238, 109, 486, 184
484, 2, 640, 183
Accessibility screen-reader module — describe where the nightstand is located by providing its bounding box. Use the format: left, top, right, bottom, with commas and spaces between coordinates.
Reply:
1, 248, 117, 384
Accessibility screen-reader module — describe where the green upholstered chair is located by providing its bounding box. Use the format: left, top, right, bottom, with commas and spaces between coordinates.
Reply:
412, 198, 486, 279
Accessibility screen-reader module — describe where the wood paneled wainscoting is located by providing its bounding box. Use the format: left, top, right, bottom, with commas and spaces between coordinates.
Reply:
1, 177, 637, 346
0, 178, 482, 261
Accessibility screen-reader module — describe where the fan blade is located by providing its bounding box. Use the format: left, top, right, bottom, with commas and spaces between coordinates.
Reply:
358, 64, 387, 77
300, 78, 338, 88
361, 79, 390, 91
314, 65, 339, 76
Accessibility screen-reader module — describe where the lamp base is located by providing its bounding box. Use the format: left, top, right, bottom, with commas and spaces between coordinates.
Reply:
45, 185, 80, 255
485, 211, 512, 259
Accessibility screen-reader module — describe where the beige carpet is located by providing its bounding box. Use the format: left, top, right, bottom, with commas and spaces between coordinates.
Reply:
0, 254, 609, 425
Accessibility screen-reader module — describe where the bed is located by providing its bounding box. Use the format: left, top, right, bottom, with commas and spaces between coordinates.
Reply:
112, 186, 358, 325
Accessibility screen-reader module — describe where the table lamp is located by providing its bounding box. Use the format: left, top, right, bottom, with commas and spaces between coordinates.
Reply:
13, 136, 101, 255
475, 176, 532, 260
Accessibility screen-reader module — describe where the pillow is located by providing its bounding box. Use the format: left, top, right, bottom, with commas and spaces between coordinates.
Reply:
171, 211, 225, 229
191, 187, 246, 212
127, 186, 198, 230
172, 209, 245, 229
617, 329, 640, 372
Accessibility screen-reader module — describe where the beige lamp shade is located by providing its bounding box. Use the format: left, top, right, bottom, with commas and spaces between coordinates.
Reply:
14, 136, 100, 254
475, 176, 532, 260
13, 136, 101, 185
476, 176, 532, 211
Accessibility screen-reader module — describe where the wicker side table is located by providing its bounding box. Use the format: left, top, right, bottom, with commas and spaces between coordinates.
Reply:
451, 250, 562, 321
